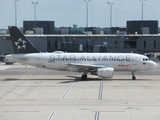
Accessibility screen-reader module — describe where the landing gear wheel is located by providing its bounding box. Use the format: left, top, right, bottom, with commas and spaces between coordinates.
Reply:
131, 71, 136, 80
81, 74, 87, 80
132, 76, 136, 80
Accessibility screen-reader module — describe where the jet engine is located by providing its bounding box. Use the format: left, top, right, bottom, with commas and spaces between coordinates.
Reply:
97, 67, 114, 78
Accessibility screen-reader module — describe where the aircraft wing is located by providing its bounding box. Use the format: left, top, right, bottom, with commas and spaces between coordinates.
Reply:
66, 63, 106, 72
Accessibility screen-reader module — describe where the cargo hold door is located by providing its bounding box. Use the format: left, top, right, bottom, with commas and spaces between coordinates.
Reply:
37, 54, 43, 67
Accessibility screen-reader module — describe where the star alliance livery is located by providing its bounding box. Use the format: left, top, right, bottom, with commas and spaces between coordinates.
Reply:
6, 26, 157, 80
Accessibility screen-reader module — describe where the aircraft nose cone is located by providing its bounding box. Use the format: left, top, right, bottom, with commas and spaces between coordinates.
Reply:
152, 62, 157, 69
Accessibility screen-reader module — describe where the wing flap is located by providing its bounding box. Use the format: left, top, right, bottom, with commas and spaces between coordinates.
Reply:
66, 63, 106, 71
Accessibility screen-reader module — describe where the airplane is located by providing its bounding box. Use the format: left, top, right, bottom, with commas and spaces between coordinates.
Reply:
6, 26, 157, 80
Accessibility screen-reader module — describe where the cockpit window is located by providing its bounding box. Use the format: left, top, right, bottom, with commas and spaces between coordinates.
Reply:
143, 58, 149, 61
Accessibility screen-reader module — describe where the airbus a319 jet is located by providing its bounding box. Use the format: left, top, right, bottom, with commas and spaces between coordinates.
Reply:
6, 26, 157, 80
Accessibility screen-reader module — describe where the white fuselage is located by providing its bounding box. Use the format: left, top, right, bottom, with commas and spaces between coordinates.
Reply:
6, 52, 157, 72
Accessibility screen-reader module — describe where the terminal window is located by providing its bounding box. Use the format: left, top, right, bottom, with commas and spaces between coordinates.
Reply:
144, 41, 146, 49
124, 41, 137, 49
154, 41, 156, 49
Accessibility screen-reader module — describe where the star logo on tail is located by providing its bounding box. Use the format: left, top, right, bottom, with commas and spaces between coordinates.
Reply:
15, 38, 27, 50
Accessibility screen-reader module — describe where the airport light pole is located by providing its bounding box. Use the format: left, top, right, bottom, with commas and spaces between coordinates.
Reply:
13, 0, 20, 26
140, 0, 146, 53
84, 0, 91, 52
32, 2, 38, 33
84, 0, 91, 35
107, 2, 113, 34
140, 0, 146, 34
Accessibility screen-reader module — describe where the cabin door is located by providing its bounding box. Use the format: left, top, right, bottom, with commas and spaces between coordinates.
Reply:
131, 56, 137, 65
37, 54, 43, 67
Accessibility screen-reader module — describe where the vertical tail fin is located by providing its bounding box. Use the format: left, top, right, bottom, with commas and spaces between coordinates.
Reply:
8, 26, 40, 54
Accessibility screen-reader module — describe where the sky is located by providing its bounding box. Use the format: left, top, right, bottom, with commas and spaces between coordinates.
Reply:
0, 0, 160, 29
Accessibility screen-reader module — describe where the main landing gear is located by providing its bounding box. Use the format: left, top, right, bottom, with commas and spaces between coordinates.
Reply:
132, 71, 136, 80
81, 73, 87, 80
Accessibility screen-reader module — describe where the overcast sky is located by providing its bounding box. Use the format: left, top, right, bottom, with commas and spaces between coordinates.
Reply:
0, 0, 159, 29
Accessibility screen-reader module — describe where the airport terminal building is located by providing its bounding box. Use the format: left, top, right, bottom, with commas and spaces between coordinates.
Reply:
0, 34, 160, 54
0, 20, 160, 55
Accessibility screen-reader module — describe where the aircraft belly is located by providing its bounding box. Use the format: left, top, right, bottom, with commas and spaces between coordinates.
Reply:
37, 54, 43, 67
60, 64, 68, 70
43, 62, 61, 70
27, 57, 38, 66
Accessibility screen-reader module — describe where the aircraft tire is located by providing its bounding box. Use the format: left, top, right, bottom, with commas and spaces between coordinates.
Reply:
81, 74, 87, 80
132, 76, 136, 80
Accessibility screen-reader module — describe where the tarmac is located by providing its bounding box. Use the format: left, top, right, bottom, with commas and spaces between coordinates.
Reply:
0, 60, 160, 120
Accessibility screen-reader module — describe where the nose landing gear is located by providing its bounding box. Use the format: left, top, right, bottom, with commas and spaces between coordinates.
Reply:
132, 71, 136, 80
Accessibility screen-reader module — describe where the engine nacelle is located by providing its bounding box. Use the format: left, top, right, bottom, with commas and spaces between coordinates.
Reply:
97, 67, 114, 78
